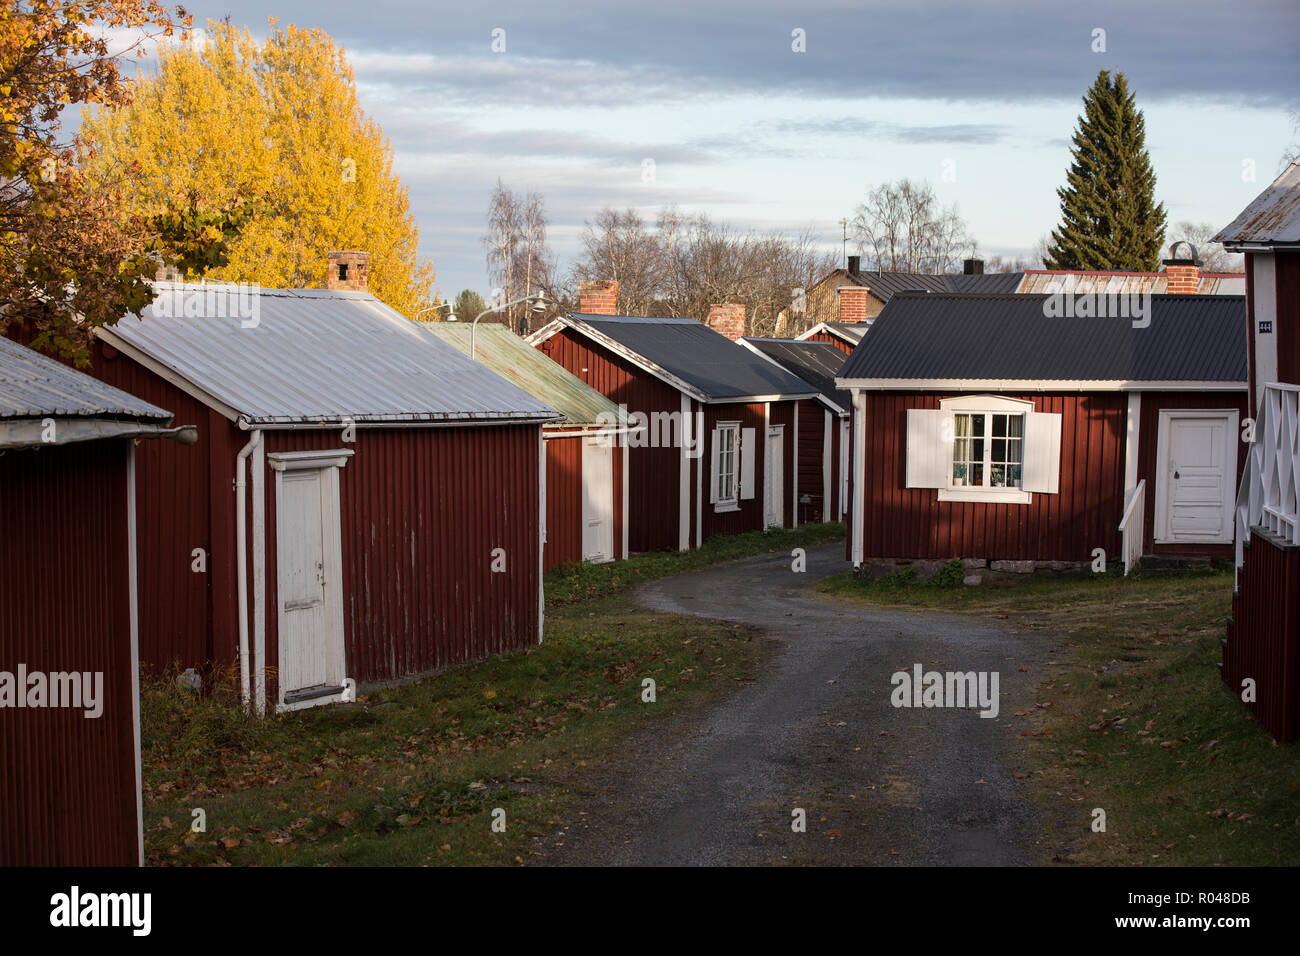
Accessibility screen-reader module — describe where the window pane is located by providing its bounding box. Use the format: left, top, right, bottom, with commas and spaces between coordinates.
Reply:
992, 414, 1007, 438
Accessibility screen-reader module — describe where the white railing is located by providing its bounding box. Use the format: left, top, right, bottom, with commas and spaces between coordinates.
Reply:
1118, 479, 1146, 576
1236, 383, 1300, 571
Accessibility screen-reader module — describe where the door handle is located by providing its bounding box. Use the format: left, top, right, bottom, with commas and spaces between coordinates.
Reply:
1174, 471, 1180, 480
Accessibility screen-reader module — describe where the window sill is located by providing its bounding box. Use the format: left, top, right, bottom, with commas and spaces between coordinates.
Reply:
938, 487, 1032, 505
713, 501, 741, 513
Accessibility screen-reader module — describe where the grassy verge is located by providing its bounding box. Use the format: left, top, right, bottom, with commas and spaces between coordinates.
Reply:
545, 522, 844, 606
819, 567, 1300, 865
138, 523, 821, 865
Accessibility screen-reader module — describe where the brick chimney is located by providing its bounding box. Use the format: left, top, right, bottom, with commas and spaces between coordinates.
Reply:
327, 251, 369, 291
1162, 242, 1200, 295
838, 286, 871, 325
707, 303, 746, 341
963, 258, 984, 275
578, 279, 619, 315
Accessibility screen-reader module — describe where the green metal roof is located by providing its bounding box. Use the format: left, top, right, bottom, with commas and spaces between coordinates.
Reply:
422, 322, 622, 426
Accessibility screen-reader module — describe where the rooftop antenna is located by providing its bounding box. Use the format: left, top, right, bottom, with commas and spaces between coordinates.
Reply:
840, 218, 848, 269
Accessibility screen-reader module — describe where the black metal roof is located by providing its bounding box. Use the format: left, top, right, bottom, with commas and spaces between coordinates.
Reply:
568, 314, 818, 401
741, 338, 851, 411
847, 270, 1024, 303
838, 293, 1247, 384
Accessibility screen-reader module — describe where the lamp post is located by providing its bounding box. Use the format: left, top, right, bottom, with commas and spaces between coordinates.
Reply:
472, 291, 553, 360
414, 302, 457, 323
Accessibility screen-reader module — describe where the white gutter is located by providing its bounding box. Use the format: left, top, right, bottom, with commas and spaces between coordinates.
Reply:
234, 429, 262, 711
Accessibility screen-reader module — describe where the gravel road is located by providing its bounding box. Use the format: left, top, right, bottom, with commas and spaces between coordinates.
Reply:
542, 545, 1062, 866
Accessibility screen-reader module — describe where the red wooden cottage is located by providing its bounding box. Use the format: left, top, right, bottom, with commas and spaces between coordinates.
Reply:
424, 322, 633, 570
529, 284, 817, 552
1217, 159, 1300, 741
836, 290, 1248, 575
89, 269, 560, 714
739, 337, 850, 523
1, 336, 192, 865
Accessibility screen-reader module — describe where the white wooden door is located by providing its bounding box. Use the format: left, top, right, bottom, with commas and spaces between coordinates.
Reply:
277, 469, 344, 697
1156, 412, 1236, 544
582, 437, 615, 562
765, 426, 784, 528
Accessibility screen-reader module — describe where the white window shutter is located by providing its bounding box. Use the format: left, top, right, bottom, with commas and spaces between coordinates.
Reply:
1022, 412, 1062, 494
905, 409, 949, 489
740, 427, 756, 500
709, 428, 721, 504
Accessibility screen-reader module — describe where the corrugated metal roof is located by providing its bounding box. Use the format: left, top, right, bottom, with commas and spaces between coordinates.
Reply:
99, 285, 562, 425
1215, 160, 1300, 246
741, 338, 851, 410
423, 322, 622, 426
809, 322, 870, 342
1016, 271, 1245, 295
846, 270, 1023, 302
838, 293, 1247, 384
0, 335, 170, 421
568, 313, 818, 401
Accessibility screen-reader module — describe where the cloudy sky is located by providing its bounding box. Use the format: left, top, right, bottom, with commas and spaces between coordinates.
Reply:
173, 0, 1298, 298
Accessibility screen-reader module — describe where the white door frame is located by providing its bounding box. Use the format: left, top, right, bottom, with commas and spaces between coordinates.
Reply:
269, 449, 352, 711
765, 424, 785, 528
581, 436, 615, 563
1153, 409, 1237, 545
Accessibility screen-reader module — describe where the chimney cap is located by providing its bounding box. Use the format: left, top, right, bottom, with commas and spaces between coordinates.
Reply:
1162, 241, 1201, 266
963, 257, 984, 275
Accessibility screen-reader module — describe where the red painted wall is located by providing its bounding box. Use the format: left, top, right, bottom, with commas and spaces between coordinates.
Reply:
542, 431, 624, 570
1225, 531, 1300, 742
796, 399, 830, 522
805, 331, 855, 355
0, 440, 140, 865
538, 329, 682, 553
1137, 392, 1248, 558
853, 392, 1127, 561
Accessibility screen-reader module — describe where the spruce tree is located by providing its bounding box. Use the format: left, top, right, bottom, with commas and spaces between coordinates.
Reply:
1044, 70, 1167, 271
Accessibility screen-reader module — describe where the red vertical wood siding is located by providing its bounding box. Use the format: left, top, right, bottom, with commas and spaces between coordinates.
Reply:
544, 434, 582, 571
702, 403, 766, 538
768, 400, 797, 527
1224, 532, 1300, 742
262, 426, 541, 691
795, 399, 828, 522
1137, 392, 1248, 558
1276, 253, 1300, 388
854, 392, 1127, 561
0, 440, 140, 865
538, 329, 682, 552
805, 332, 855, 355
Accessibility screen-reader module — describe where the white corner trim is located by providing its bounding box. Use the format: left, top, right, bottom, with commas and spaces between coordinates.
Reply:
1125, 393, 1142, 493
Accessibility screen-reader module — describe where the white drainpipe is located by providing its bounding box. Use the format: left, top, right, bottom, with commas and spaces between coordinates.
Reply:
235, 428, 262, 712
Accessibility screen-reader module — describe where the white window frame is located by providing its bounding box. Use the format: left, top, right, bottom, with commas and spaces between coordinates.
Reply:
713, 421, 741, 512
936, 396, 1033, 504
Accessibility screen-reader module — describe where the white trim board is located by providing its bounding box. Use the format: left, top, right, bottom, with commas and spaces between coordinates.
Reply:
837, 378, 1247, 393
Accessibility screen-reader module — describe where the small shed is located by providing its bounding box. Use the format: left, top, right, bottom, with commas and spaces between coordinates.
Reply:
90, 283, 561, 713
530, 306, 817, 552
740, 337, 851, 523
837, 292, 1248, 573
1216, 159, 1300, 741
424, 322, 632, 570
0, 335, 189, 865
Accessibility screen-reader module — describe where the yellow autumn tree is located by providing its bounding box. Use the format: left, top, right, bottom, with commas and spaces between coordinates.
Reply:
83, 19, 435, 314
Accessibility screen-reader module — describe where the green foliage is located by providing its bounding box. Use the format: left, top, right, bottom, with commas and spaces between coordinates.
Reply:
452, 288, 488, 322
930, 558, 966, 588
1045, 70, 1167, 271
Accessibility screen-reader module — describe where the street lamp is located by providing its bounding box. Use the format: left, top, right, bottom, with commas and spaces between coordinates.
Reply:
414, 302, 457, 323
472, 291, 553, 360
